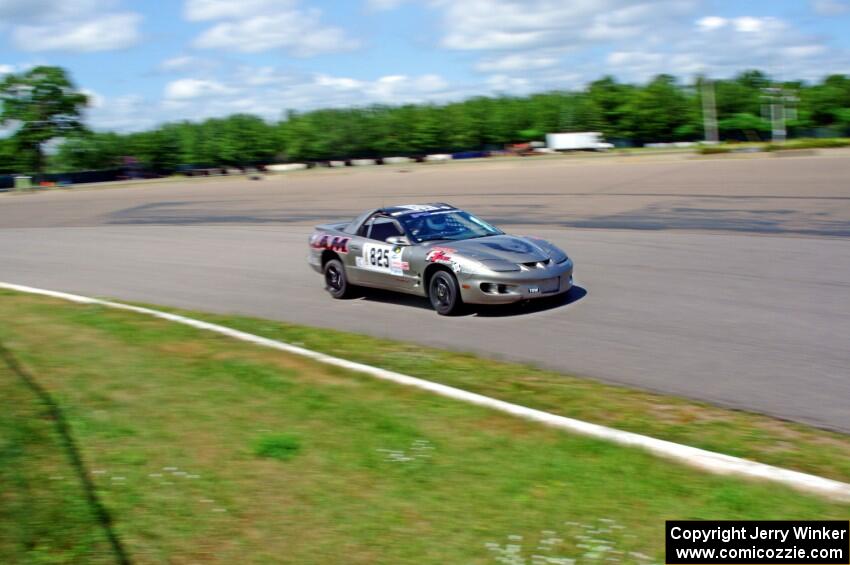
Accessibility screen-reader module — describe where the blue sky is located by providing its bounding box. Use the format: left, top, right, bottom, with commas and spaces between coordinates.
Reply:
1, 0, 849, 131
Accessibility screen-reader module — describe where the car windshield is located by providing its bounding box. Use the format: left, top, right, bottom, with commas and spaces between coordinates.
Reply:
397, 210, 503, 243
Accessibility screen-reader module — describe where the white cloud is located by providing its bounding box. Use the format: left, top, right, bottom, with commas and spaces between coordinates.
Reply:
486, 74, 531, 93
164, 78, 235, 100
12, 12, 142, 52
733, 16, 771, 33
315, 74, 364, 90
811, 0, 850, 15
607, 51, 663, 67
186, 0, 359, 56
427, 0, 714, 86
2, 2, 142, 53
425, 0, 847, 88
87, 56, 850, 136
0, 0, 110, 23
144, 68, 459, 129
0, 64, 14, 75
475, 53, 559, 73
606, 50, 707, 79
782, 45, 827, 58
415, 74, 449, 92
87, 94, 159, 131
696, 15, 784, 35
434, 0, 697, 51
314, 72, 449, 102
239, 66, 293, 86
194, 14, 357, 55
604, 14, 844, 82
697, 16, 726, 31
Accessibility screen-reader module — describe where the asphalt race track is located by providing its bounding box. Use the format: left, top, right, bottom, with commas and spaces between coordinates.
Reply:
2, 153, 849, 431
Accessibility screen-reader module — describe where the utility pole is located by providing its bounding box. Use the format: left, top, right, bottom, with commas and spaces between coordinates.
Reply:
762, 86, 797, 143
764, 87, 786, 143
701, 78, 718, 143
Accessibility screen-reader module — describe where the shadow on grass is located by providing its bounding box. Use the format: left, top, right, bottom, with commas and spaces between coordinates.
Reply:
0, 341, 131, 565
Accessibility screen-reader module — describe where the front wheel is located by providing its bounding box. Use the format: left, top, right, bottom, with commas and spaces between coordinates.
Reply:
428, 271, 463, 315
323, 259, 352, 299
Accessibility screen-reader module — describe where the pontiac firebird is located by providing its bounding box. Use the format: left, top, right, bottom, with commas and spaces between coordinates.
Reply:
307, 203, 574, 315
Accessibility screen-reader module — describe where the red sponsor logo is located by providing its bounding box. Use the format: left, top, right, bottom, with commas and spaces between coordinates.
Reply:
310, 233, 350, 254
426, 247, 455, 262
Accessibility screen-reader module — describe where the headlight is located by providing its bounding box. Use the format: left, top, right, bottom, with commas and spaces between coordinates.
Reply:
480, 260, 520, 272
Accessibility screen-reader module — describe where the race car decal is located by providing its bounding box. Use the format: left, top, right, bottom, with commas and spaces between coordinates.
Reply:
426, 247, 455, 263
426, 247, 463, 272
357, 242, 408, 275
310, 233, 350, 254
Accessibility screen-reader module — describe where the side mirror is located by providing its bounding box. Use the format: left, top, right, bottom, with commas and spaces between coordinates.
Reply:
386, 235, 411, 246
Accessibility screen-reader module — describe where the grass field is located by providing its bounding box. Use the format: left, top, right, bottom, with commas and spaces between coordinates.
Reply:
169, 306, 850, 485
1, 289, 848, 564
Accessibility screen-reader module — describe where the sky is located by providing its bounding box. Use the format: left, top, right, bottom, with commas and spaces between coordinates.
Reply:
1, 0, 849, 132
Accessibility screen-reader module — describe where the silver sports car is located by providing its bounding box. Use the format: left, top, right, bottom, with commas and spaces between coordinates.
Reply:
307, 203, 574, 315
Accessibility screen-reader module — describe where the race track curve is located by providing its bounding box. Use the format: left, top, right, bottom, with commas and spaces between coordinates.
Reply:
2, 154, 849, 431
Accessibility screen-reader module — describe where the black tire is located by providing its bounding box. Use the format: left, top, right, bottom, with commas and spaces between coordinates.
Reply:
323, 259, 352, 299
428, 270, 463, 315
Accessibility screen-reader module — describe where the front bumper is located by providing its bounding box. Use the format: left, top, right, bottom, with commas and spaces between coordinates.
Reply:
457, 259, 574, 304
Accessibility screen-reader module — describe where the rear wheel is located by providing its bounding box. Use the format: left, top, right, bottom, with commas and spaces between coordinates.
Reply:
323, 259, 352, 299
428, 270, 463, 315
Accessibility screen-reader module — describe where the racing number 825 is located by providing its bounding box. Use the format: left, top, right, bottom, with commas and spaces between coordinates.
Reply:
369, 248, 390, 268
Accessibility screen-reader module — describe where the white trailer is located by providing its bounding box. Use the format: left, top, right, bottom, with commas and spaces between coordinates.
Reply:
546, 132, 614, 151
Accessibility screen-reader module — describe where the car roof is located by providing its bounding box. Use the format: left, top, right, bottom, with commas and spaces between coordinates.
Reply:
380, 203, 458, 217
343, 203, 459, 234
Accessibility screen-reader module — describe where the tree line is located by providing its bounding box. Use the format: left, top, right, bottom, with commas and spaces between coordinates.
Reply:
2, 67, 850, 175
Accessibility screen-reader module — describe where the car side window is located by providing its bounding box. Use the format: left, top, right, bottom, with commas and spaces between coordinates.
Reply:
357, 215, 375, 238
363, 215, 404, 242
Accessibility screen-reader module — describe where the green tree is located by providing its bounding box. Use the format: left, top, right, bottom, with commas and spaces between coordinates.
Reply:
0, 66, 88, 174
798, 74, 850, 131
557, 93, 604, 133
50, 132, 124, 172
408, 105, 443, 153
718, 113, 770, 141
623, 74, 691, 143
0, 137, 19, 174
19, 68, 850, 172
587, 76, 636, 139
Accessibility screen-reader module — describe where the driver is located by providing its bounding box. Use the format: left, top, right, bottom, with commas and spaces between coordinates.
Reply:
424, 213, 449, 234
404, 211, 459, 241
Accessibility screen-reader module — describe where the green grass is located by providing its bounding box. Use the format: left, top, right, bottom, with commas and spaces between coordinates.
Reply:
0, 360, 114, 563
698, 138, 850, 154
159, 304, 850, 485
765, 138, 850, 151
252, 433, 302, 461
0, 289, 848, 564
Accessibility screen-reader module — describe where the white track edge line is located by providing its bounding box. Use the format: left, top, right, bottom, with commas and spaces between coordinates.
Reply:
2, 281, 848, 501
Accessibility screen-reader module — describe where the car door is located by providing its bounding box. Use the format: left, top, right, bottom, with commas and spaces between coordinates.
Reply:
340, 231, 368, 284
354, 214, 415, 291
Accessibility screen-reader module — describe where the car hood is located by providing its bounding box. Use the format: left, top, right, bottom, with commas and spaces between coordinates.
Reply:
426, 234, 551, 263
